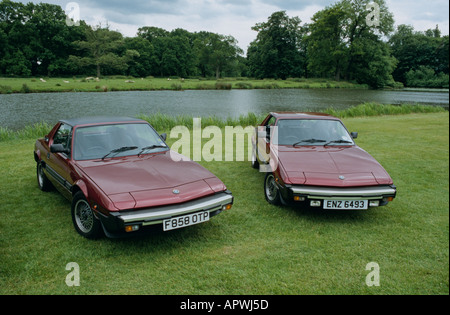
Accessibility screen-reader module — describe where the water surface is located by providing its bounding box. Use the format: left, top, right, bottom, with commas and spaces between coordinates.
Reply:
1, 88, 448, 130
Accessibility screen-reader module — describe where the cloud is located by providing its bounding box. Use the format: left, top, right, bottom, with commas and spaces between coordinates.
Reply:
387, 0, 449, 32
259, 0, 332, 11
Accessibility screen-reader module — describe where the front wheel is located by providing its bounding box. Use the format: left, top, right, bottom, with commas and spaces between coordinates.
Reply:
71, 191, 102, 239
264, 173, 281, 205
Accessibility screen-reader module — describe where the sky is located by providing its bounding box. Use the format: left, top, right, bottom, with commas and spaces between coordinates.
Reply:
19, 0, 450, 51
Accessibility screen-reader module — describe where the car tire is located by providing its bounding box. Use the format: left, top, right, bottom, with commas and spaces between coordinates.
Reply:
71, 191, 102, 239
264, 173, 281, 205
36, 162, 52, 192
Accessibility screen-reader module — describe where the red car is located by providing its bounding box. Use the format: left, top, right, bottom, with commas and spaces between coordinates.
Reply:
34, 117, 233, 238
252, 112, 396, 210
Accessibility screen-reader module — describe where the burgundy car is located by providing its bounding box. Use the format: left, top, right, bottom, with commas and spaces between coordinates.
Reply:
34, 117, 233, 238
252, 112, 396, 210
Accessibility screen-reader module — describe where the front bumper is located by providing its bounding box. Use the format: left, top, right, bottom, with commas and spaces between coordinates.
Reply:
282, 184, 396, 208
99, 191, 233, 236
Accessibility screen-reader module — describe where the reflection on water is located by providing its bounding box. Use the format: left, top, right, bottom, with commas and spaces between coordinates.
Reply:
0, 88, 448, 130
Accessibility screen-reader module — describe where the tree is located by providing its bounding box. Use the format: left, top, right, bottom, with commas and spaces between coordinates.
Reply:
306, 4, 348, 80
137, 26, 196, 77
0, 0, 87, 76
194, 32, 243, 79
390, 24, 449, 86
247, 11, 306, 79
307, 0, 396, 88
341, 0, 394, 82
137, 27, 243, 78
69, 25, 138, 77
124, 36, 156, 77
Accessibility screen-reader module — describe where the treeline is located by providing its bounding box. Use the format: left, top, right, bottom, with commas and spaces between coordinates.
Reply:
0, 0, 244, 79
246, 1, 448, 88
0, 0, 448, 89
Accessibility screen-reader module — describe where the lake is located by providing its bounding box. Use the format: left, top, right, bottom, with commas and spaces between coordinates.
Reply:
0, 88, 448, 130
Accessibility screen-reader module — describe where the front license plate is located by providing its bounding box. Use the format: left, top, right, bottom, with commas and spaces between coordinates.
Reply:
324, 200, 368, 210
163, 211, 210, 231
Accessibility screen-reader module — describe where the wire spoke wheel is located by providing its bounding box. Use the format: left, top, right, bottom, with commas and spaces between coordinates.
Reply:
71, 191, 102, 239
74, 199, 94, 233
264, 173, 281, 205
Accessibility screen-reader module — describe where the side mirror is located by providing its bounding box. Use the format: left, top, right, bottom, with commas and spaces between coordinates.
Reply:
51, 144, 70, 154
350, 132, 358, 139
160, 133, 167, 141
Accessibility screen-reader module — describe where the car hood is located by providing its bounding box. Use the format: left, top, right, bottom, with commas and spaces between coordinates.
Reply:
76, 150, 226, 210
277, 146, 393, 187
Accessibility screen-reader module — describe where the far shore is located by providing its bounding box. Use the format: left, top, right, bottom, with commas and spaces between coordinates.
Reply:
2, 76, 372, 94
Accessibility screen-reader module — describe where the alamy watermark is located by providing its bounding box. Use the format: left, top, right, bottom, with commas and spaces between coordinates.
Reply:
65, 2, 80, 27
366, 2, 380, 27
64, 260, 381, 288
65, 262, 80, 287
365, 262, 380, 287
168, 118, 278, 173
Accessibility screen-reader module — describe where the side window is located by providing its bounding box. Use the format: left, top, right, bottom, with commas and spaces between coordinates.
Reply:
53, 123, 73, 154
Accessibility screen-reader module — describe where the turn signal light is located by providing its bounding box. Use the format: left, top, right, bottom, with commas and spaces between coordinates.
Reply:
125, 225, 140, 232
222, 204, 232, 211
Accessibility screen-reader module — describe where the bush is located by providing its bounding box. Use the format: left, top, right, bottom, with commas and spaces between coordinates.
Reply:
171, 83, 183, 91
405, 66, 449, 88
20, 83, 32, 93
0, 85, 13, 94
215, 82, 232, 90
235, 82, 253, 89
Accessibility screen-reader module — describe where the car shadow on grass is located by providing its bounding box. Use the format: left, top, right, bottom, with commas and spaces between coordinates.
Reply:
281, 202, 386, 224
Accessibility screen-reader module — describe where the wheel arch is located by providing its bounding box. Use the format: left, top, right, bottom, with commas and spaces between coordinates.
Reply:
34, 150, 41, 163
72, 179, 88, 200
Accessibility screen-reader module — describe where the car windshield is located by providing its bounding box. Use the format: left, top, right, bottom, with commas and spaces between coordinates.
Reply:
73, 123, 168, 160
274, 119, 354, 146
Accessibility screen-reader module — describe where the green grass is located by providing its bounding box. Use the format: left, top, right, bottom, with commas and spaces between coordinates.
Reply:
0, 77, 367, 94
0, 112, 448, 294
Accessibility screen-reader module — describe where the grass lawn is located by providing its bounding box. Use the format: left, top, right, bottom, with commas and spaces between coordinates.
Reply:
0, 112, 448, 295
0, 76, 366, 94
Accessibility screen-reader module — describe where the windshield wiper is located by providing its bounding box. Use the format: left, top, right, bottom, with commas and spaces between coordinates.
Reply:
138, 144, 167, 156
292, 139, 326, 147
102, 146, 138, 160
324, 139, 353, 146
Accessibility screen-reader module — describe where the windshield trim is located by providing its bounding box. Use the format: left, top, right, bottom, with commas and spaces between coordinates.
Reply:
274, 118, 355, 147
72, 122, 168, 161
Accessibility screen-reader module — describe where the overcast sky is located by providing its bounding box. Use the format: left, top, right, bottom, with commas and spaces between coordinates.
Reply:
20, 0, 450, 51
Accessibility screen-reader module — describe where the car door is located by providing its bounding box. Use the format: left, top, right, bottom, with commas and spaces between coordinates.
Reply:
46, 123, 73, 199
257, 115, 276, 164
